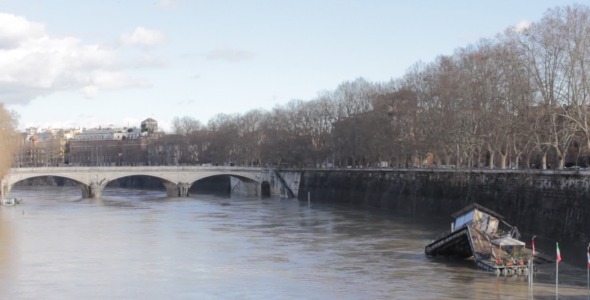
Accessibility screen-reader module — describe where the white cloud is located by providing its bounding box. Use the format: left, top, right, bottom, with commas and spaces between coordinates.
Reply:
81, 86, 99, 98
24, 115, 108, 130
205, 46, 255, 62
513, 20, 532, 33
0, 12, 44, 49
121, 27, 165, 47
80, 70, 148, 98
0, 13, 153, 105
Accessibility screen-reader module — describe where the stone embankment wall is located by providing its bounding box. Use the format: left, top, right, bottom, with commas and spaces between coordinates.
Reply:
298, 169, 590, 243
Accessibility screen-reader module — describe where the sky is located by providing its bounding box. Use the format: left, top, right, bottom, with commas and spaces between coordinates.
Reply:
0, 0, 582, 132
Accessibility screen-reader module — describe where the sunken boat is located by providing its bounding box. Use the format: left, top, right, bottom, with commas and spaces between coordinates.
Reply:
425, 203, 530, 276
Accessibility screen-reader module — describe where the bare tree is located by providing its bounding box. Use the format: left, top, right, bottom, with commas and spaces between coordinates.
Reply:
0, 104, 17, 178
206, 113, 240, 165
306, 93, 339, 166
550, 6, 590, 161
513, 8, 575, 168
235, 109, 266, 166
172, 116, 203, 135
333, 78, 375, 119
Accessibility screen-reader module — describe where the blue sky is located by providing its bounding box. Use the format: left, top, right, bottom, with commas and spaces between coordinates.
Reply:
0, 0, 581, 131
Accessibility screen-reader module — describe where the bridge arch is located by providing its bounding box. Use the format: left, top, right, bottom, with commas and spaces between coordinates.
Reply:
187, 174, 261, 198
185, 172, 260, 184
102, 174, 179, 197
3, 174, 91, 199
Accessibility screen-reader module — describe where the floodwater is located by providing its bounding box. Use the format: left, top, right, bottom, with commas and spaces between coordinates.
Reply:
0, 186, 588, 299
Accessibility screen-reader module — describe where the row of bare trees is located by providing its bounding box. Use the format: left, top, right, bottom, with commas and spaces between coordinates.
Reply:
162, 77, 385, 167
162, 5, 590, 169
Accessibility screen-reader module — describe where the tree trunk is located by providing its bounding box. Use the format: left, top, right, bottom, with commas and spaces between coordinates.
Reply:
556, 149, 565, 169
500, 152, 508, 169
541, 154, 547, 170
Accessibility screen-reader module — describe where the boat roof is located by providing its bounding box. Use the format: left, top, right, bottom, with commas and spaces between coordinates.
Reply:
451, 203, 505, 220
492, 236, 525, 246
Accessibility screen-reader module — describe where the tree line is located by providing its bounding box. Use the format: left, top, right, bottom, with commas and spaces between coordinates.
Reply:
162, 5, 590, 170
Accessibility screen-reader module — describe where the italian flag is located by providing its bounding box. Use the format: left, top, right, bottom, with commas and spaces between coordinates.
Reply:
556, 242, 562, 263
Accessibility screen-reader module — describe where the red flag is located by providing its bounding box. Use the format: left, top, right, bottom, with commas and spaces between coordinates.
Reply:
532, 239, 535, 257
556, 242, 562, 263
587, 247, 590, 268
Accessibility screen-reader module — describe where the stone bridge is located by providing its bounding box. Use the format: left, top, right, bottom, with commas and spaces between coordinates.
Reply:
1, 166, 301, 199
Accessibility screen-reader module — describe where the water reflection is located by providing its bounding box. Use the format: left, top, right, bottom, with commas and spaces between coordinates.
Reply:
0, 212, 14, 294
1, 186, 588, 299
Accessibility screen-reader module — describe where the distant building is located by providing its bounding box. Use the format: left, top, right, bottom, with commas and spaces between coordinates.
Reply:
61, 129, 80, 140
67, 138, 149, 166
126, 127, 143, 139
71, 127, 143, 141
14, 118, 164, 167
71, 128, 115, 141
141, 118, 158, 134
113, 128, 142, 140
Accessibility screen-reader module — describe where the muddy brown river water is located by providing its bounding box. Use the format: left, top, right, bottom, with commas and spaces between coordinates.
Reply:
0, 186, 587, 299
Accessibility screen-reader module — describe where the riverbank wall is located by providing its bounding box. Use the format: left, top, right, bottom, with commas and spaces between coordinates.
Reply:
297, 168, 590, 243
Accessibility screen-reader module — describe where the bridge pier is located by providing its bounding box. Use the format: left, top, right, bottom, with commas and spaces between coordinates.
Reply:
82, 182, 105, 199
178, 182, 190, 197
265, 171, 301, 198
164, 182, 191, 197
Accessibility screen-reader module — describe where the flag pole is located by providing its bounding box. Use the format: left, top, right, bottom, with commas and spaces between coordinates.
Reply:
587, 243, 589, 295
530, 236, 536, 287
556, 257, 558, 299
556, 242, 559, 299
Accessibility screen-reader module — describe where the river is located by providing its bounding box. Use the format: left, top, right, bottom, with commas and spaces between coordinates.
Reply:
0, 186, 588, 299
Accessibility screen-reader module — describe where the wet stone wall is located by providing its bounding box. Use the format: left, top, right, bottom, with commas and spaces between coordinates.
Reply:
298, 169, 590, 243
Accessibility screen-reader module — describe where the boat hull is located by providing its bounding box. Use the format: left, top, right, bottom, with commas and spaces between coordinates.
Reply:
426, 226, 530, 276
